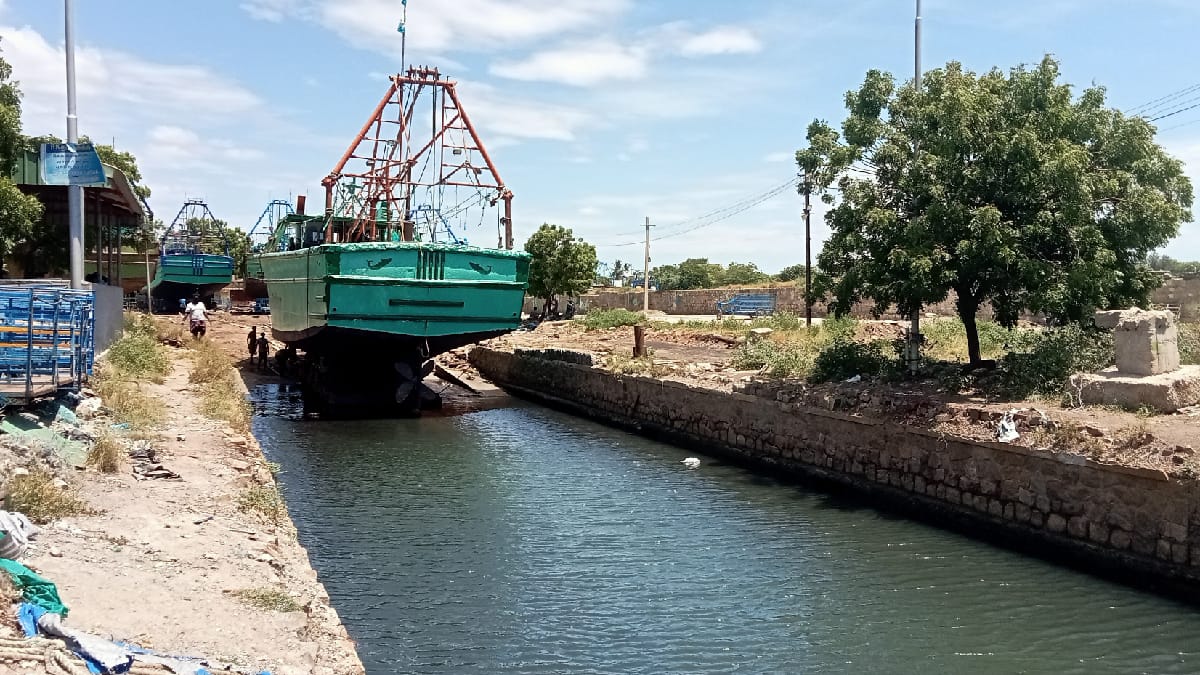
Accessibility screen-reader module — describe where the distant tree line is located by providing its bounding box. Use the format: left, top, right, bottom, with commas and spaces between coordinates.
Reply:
1146, 253, 1200, 276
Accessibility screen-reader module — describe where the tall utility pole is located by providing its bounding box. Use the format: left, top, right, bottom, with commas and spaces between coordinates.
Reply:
801, 172, 813, 327
64, 0, 84, 290
907, 0, 923, 373
642, 216, 653, 312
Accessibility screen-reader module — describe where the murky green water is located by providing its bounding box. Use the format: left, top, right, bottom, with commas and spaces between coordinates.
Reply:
252, 384, 1200, 674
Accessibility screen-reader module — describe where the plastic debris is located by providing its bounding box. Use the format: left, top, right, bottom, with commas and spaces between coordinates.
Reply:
845, 374, 862, 383
0, 511, 40, 560
996, 411, 1020, 443
0, 559, 68, 616
682, 457, 701, 468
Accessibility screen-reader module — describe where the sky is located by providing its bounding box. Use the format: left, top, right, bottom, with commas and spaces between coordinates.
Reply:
3, 0, 1200, 274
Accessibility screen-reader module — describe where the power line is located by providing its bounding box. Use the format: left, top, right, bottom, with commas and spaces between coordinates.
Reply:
1150, 101, 1200, 122
598, 178, 800, 248
1128, 83, 1200, 116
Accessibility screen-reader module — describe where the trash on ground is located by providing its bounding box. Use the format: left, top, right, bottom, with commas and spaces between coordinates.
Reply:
0, 511, 40, 560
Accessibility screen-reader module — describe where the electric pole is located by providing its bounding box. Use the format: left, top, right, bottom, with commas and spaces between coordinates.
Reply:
802, 172, 813, 327
64, 0, 83, 289
642, 216, 653, 313
907, 0, 923, 374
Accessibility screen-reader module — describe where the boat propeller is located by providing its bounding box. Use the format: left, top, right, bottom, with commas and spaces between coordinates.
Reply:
394, 360, 437, 406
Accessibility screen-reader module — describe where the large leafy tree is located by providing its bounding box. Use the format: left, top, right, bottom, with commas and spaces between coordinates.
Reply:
800, 56, 1193, 365
0, 46, 44, 267
723, 262, 770, 285
775, 263, 808, 282
524, 223, 598, 305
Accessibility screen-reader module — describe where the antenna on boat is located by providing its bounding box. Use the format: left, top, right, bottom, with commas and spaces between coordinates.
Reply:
398, 0, 408, 75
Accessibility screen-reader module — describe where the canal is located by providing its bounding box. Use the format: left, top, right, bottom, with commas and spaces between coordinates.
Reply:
252, 385, 1200, 674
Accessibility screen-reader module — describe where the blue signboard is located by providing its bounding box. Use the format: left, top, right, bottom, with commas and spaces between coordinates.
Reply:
39, 142, 106, 186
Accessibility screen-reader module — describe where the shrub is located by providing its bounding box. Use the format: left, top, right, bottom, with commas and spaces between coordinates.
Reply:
4, 468, 91, 523
579, 308, 644, 331
86, 432, 123, 474
731, 339, 815, 378
238, 485, 285, 525
996, 325, 1113, 399
106, 332, 170, 381
93, 372, 165, 430
809, 339, 897, 383
1180, 323, 1199, 366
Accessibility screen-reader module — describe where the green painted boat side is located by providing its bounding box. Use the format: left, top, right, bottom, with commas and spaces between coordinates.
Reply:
148, 253, 235, 295
257, 242, 531, 343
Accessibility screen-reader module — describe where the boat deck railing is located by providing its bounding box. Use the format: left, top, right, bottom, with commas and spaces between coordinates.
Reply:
0, 285, 95, 405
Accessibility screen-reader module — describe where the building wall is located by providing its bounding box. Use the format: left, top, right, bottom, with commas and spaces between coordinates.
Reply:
470, 347, 1200, 592
91, 283, 125, 353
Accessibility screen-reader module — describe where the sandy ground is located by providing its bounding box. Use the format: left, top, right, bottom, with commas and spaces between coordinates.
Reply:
2, 316, 365, 675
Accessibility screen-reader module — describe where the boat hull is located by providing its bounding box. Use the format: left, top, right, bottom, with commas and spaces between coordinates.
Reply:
149, 253, 235, 311
257, 241, 530, 355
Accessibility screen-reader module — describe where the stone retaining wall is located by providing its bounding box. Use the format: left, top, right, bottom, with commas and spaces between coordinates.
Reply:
470, 347, 1200, 593
563, 276, 1200, 321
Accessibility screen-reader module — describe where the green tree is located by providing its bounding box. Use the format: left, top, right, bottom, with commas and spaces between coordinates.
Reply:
775, 263, 808, 282
676, 258, 724, 289
801, 56, 1193, 365
226, 227, 253, 277
524, 223, 598, 305
649, 263, 679, 290
0, 46, 43, 266
1146, 253, 1200, 276
723, 262, 770, 285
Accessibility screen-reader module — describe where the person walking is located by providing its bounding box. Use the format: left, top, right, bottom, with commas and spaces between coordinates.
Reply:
247, 326, 258, 365
256, 333, 270, 371
183, 296, 208, 339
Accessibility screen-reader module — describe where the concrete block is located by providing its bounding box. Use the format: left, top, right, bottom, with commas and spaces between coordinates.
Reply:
1072, 366, 1200, 413
1094, 308, 1179, 375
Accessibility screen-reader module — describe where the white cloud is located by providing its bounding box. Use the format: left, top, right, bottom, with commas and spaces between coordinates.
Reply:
242, 0, 631, 59
457, 80, 594, 142
677, 26, 762, 57
0, 22, 319, 228
490, 40, 647, 87
764, 151, 793, 163
2, 25, 262, 128
239, 0, 307, 23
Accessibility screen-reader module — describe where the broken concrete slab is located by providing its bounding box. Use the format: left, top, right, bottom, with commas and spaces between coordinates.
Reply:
1072, 365, 1200, 413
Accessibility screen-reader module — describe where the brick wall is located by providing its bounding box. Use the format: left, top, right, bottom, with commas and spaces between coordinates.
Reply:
470, 347, 1200, 591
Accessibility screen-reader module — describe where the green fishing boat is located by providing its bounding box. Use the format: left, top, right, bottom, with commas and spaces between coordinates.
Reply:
149, 200, 234, 313
257, 67, 529, 414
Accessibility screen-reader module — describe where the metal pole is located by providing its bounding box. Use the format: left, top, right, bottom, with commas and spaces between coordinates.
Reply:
642, 216, 651, 313
803, 175, 813, 327
64, 0, 84, 290
908, 0, 923, 374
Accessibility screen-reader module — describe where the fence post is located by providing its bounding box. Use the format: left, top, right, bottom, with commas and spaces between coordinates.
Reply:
633, 325, 646, 358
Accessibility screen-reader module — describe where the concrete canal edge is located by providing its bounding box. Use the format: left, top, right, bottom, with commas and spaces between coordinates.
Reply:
470, 347, 1200, 598
230, 369, 368, 674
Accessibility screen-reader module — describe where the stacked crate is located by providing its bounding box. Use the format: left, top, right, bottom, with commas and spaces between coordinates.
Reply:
0, 285, 95, 401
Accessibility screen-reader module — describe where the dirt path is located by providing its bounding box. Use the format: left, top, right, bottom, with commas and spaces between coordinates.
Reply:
15, 327, 364, 674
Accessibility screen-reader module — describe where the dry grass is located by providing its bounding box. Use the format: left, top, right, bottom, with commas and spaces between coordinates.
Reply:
1026, 422, 1108, 459
238, 485, 285, 526
190, 341, 252, 433
4, 467, 92, 524
229, 587, 301, 613
86, 432, 124, 474
93, 370, 165, 431
603, 353, 671, 377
